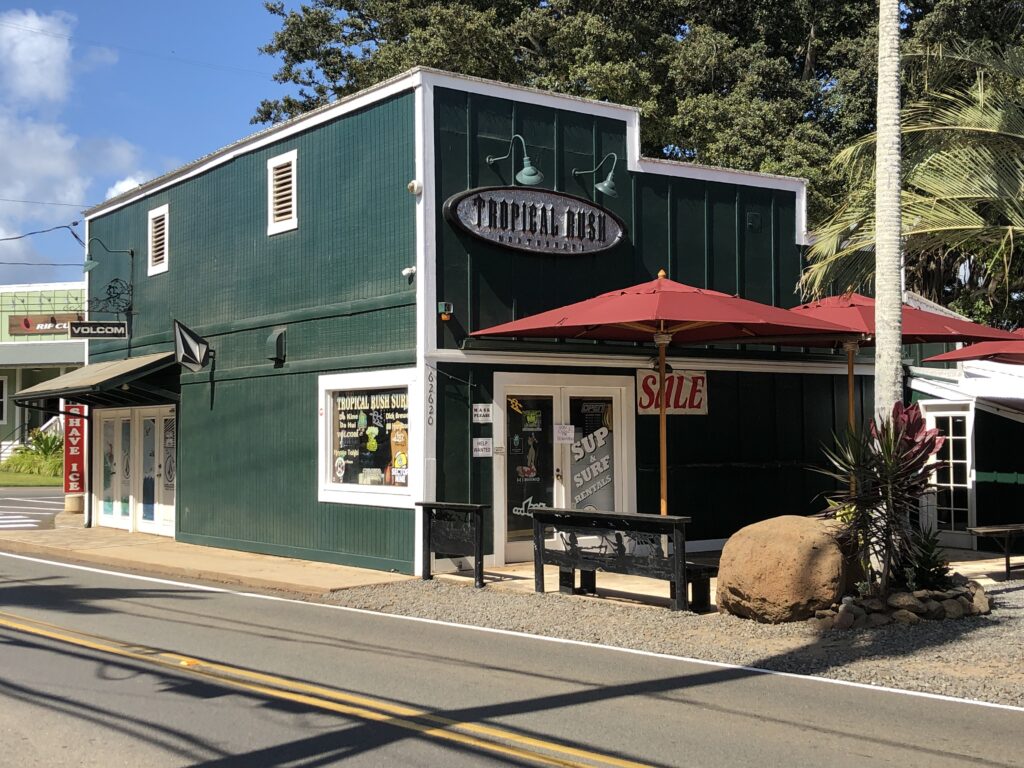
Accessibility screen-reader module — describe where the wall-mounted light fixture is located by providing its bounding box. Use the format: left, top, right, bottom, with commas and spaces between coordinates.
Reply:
486, 134, 544, 186
83, 237, 134, 273
572, 152, 618, 198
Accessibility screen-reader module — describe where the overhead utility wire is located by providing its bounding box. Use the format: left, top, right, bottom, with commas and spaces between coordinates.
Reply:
0, 223, 80, 242
0, 19, 274, 77
0, 197, 90, 208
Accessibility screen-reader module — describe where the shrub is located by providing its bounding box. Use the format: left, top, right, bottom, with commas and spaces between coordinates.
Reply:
896, 525, 952, 591
2, 429, 64, 477
818, 402, 945, 596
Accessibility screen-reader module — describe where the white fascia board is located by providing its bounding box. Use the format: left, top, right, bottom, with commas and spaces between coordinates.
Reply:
86, 71, 426, 221
913, 375, 1024, 424
86, 66, 808, 242
431, 348, 874, 377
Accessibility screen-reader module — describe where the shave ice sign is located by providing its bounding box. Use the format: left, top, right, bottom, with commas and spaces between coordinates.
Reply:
636, 370, 708, 415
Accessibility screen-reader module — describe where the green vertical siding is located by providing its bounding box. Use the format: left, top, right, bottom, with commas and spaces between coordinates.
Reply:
433, 87, 803, 348
973, 410, 1024, 552
86, 91, 418, 571
87, 91, 417, 359
177, 372, 414, 571
437, 362, 870, 549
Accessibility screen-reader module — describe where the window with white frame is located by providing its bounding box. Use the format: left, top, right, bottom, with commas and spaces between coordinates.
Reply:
932, 410, 972, 532
318, 369, 417, 506
267, 149, 298, 235
147, 204, 169, 276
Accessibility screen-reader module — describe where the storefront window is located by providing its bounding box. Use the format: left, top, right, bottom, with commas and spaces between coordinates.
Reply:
317, 368, 418, 507
328, 388, 409, 487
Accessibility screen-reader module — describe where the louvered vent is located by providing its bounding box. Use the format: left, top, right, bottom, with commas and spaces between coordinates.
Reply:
272, 161, 294, 223
150, 213, 167, 266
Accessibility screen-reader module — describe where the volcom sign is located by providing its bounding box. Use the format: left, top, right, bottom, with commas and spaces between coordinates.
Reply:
443, 187, 625, 255
70, 321, 128, 339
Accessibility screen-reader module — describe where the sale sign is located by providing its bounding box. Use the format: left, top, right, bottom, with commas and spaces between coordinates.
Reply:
636, 370, 708, 415
63, 404, 87, 494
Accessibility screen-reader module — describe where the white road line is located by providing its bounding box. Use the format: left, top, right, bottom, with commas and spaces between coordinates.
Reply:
4, 498, 63, 505
1, 550, 1021, 715
0, 509, 59, 516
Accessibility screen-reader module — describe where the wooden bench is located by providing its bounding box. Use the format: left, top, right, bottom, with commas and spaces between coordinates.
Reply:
531, 508, 715, 612
967, 524, 1024, 581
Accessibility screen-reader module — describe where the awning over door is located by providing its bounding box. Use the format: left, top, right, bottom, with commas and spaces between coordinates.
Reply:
13, 351, 179, 409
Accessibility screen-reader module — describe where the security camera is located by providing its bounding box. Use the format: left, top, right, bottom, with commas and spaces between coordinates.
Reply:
406, 179, 423, 195
401, 266, 417, 277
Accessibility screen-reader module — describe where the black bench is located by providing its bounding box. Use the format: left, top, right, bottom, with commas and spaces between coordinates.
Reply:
417, 501, 489, 588
531, 508, 715, 612
968, 524, 1024, 581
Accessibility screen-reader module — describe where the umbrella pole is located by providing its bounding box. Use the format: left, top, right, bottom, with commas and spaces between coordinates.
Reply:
844, 340, 859, 497
655, 330, 671, 516
845, 340, 858, 431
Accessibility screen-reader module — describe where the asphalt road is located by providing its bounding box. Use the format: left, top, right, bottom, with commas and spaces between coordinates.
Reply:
1, 552, 1022, 767
0, 487, 63, 530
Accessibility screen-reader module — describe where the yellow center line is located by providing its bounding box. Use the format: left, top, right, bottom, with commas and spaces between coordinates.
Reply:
0, 610, 651, 768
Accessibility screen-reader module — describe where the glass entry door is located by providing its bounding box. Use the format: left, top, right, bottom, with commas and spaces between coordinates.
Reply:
97, 410, 132, 531
136, 407, 176, 536
495, 375, 634, 564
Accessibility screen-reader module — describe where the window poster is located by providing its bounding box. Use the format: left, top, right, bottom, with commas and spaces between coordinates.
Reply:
331, 388, 409, 487
569, 397, 615, 511
505, 395, 554, 541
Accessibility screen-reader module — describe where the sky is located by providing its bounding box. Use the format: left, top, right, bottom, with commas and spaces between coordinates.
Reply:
0, 1, 301, 285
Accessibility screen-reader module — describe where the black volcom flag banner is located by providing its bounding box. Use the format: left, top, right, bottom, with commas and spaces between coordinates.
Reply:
173, 320, 210, 373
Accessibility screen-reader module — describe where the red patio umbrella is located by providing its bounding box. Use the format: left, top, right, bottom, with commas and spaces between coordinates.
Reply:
471, 270, 854, 515
923, 329, 1024, 365
790, 293, 1019, 428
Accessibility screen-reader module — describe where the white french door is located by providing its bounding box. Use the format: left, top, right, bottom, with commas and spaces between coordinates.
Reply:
93, 406, 176, 537
136, 407, 177, 536
492, 373, 636, 564
95, 409, 132, 531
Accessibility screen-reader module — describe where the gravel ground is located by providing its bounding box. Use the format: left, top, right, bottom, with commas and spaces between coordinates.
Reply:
319, 578, 1024, 708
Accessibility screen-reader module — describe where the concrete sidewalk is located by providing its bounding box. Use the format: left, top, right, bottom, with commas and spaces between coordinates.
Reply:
0, 510, 1009, 603
0, 511, 412, 595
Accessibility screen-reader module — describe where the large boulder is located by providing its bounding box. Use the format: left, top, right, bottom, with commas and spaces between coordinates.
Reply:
716, 516, 847, 623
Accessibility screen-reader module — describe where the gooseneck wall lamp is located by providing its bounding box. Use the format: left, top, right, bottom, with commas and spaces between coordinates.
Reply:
83, 237, 135, 273
486, 134, 544, 186
572, 152, 619, 198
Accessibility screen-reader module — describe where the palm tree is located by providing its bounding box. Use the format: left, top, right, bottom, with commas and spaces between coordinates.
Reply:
802, 47, 1024, 328
873, 0, 904, 418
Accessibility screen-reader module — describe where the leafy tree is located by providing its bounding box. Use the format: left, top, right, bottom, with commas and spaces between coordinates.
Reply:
255, 1, 1024, 233
802, 46, 1024, 328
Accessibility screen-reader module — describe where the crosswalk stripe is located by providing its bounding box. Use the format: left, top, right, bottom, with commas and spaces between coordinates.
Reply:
5, 498, 63, 505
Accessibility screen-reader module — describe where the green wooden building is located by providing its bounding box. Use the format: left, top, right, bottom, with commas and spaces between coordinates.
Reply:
18, 69, 882, 574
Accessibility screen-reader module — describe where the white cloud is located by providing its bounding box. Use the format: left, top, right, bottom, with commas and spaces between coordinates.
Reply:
80, 45, 117, 70
105, 175, 146, 200
0, 10, 142, 285
0, 9, 75, 105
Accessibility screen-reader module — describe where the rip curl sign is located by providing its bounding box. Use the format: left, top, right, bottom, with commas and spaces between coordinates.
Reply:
443, 187, 625, 255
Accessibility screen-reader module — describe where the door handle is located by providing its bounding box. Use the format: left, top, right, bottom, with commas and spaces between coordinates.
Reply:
555, 467, 563, 481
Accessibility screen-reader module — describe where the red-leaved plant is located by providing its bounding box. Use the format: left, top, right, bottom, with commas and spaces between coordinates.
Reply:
820, 402, 945, 596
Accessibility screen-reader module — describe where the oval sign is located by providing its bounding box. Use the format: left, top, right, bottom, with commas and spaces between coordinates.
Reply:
443, 186, 626, 255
